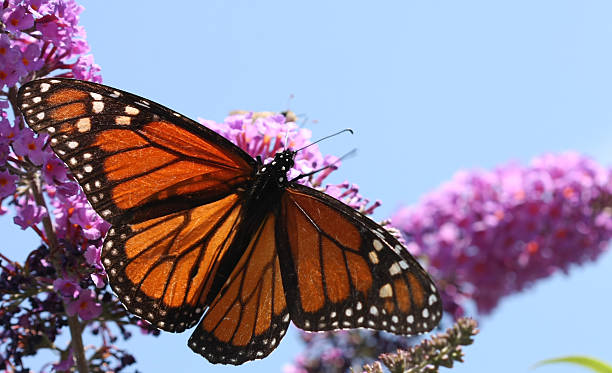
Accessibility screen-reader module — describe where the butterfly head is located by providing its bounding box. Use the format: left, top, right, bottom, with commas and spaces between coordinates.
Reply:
258, 149, 296, 186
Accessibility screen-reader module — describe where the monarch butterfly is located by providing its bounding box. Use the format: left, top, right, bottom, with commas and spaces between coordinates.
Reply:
17, 78, 442, 365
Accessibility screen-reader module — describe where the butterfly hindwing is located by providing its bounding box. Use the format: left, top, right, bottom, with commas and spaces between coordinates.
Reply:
279, 184, 442, 335
189, 213, 290, 365
102, 193, 246, 332
17, 78, 256, 225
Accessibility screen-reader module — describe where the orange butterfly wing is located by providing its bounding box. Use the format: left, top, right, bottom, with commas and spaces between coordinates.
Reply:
17, 78, 255, 225
279, 184, 442, 335
17, 79, 258, 330
189, 213, 290, 364
103, 194, 245, 331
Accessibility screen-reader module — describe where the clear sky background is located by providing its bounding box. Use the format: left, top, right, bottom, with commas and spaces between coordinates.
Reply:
3, 1, 612, 372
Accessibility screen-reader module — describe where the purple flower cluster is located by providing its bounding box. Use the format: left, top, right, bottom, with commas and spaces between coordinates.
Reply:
285, 330, 416, 373
200, 111, 380, 213
393, 152, 612, 317
53, 278, 102, 320
0, 0, 101, 88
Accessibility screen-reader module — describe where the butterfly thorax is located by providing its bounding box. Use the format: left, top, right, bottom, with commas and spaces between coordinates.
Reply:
255, 149, 296, 188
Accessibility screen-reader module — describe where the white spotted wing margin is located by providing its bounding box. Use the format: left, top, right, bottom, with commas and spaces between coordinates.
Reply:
189, 214, 291, 365
278, 184, 443, 336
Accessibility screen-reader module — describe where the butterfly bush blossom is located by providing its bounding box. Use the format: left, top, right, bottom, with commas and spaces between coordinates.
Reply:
286, 152, 612, 373
393, 152, 612, 317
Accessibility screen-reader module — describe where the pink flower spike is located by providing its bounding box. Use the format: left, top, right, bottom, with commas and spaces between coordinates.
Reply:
65, 289, 102, 320
84, 244, 101, 267
90, 273, 106, 288
42, 154, 68, 184
69, 205, 108, 239
13, 197, 47, 229
393, 152, 612, 316
0, 170, 17, 199
53, 278, 80, 299
20, 43, 43, 72
71, 54, 102, 82
12, 129, 48, 165
4, 6, 34, 33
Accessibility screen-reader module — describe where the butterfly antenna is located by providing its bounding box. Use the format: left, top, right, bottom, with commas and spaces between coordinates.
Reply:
294, 128, 354, 153
291, 148, 357, 182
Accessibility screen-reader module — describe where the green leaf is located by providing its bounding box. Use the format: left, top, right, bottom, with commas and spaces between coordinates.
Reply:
534, 356, 612, 373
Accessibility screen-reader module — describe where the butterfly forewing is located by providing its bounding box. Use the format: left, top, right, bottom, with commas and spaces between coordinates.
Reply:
17, 78, 256, 225
279, 184, 442, 335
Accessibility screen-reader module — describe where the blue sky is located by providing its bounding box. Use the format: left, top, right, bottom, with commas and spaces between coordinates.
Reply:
3, 1, 612, 372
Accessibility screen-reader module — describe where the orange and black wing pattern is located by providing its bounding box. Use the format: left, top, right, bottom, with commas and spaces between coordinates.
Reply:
16, 78, 257, 331
17, 78, 256, 225
102, 194, 245, 332
279, 184, 442, 335
189, 214, 290, 364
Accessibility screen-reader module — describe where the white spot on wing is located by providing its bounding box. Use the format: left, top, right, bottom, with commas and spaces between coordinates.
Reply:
90, 92, 103, 100
370, 305, 379, 316
368, 251, 379, 264
389, 263, 401, 276
92, 101, 104, 113
429, 294, 437, 306
373, 239, 383, 251
125, 105, 139, 115
379, 283, 393, 298
76, 118, 91, 132
115, 116, 131, 125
